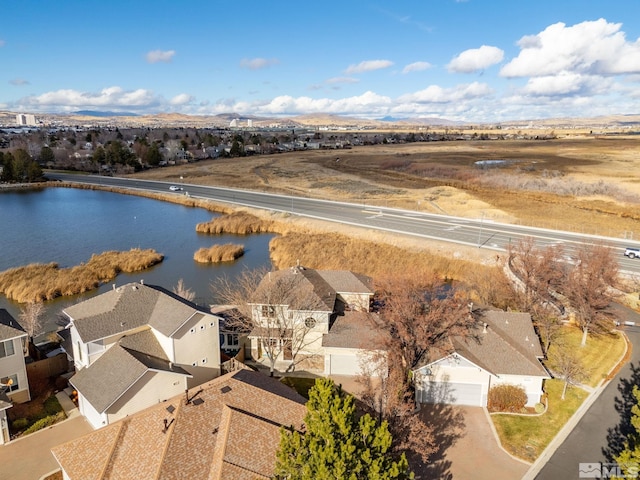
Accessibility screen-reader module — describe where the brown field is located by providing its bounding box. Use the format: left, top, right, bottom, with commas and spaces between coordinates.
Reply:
132, 136, 640, 239
0, 248, 163, 303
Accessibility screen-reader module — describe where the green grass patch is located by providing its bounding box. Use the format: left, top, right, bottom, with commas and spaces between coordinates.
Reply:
491, 379, 589, 462
546, 326, 626, 388
280, 377, 317, 399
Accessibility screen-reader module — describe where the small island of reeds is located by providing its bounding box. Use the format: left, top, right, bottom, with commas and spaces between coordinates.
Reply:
0, 248, 164, 303
194, 244, 244, 263
196, 212, 274, 235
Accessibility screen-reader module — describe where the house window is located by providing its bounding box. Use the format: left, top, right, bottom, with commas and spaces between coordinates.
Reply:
1, 374, 18, 392
261, 305, 276, 318
304, 317, 317, 328
0, 340, 15, 358
219, 333, 225, 346
227, 334, 238, 346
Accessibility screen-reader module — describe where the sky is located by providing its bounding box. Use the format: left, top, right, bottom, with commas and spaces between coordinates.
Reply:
2, 0, 640, 123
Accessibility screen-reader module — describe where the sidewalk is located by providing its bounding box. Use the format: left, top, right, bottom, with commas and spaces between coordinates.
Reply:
0, 391, 92, 480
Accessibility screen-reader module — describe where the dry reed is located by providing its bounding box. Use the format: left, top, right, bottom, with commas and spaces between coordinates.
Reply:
194, 244, 245, 263
0, 248, 163, 303
196, 212, 276, 234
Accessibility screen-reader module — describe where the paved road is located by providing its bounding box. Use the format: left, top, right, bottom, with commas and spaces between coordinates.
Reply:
535, 305, 640, 480
45, 172, 640, 275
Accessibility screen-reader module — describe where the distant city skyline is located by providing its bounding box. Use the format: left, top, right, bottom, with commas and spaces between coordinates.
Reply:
2, 1, 640, 122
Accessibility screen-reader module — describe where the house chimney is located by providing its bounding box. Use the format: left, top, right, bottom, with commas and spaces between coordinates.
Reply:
140, 279, 144, 285
483, 323, 488, 334
112, 284, 116, 290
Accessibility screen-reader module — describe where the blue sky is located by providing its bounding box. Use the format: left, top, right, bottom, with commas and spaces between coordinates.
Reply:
3, 0, 640, 122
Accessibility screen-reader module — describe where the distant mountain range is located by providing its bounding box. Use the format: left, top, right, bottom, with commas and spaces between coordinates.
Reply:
2, 110, 640, 130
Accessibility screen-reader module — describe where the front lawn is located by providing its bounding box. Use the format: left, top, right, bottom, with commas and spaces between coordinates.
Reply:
491, 379, 589, 462
545, 326, 627, 387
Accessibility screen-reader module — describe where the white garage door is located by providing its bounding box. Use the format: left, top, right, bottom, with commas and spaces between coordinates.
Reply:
327, 354, 359, 376
419, 382, 483, 407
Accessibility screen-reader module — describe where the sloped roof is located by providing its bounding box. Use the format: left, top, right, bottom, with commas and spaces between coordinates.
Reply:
52, 370, 307, 480
69, 336, 190, 413
253, 267, 373, 314
322, 311, 385, 349
425, 310, 548, 378
64, 283, 201, 343
0, 309, 27, 342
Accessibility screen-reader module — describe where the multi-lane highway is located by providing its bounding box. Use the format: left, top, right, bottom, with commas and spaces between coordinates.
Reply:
45, 172, 640, 274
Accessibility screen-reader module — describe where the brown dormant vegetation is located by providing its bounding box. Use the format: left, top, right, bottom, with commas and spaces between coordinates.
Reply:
0, 248, 163, 303
193, 244, 244, 263
196, 212, 276, 235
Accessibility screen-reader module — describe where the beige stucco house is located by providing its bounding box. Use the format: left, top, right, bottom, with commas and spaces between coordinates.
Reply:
413, 310, 550, 407
0, 309, 30, 444
247, 266, 383, 376
61, 281, 221, 429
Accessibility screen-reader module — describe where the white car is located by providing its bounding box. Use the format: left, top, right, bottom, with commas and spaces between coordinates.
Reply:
169, 185, 182, 191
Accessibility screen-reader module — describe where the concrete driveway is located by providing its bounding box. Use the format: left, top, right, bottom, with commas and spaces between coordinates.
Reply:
417, 404, 530, 480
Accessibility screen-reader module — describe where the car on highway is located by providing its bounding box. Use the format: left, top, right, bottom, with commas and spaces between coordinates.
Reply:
624, 247, 640, 259
169, 185, 182, 191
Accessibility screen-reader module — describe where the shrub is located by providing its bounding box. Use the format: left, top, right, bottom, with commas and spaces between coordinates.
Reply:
488, 384, 528, 412
11, 418, 28, 430
23, 414, 63, 435
43, 395, 63, 416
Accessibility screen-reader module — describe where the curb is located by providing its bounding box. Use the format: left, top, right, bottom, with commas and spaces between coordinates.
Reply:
520, 330, 631, 480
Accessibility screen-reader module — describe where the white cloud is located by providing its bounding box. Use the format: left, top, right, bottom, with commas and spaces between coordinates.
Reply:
402, 61, 432, 74
10, 78, 29, 86
501, 19, 640, 78
325, 77, 360, 84
170, 93, 194, 105
345, 60, 394, 75
520, 73, 614, 97
447, 45, 504, 73
398, 82, 493, 104
19, 86, 160, 111
239, 58, 280, 70
146, 49, 176, 64
0, 39, 5, 47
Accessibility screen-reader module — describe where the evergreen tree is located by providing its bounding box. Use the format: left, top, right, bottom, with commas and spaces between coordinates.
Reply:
275, 378, 413, 480
614, 386, 640, 478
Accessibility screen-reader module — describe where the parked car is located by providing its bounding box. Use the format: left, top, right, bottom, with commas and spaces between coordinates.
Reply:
624, 247, 640, 259
169, 185, 182, 191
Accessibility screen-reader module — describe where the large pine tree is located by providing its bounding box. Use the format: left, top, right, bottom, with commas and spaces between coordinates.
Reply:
275, 378, 413, 480
615, 386, 640, 477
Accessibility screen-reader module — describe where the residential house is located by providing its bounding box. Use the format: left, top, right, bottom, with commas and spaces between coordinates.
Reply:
61, 281, 221, 429
51, 369, 307, 480
247, 266, 383, 376
413, 310, 550, 407
0, 309, 30, 444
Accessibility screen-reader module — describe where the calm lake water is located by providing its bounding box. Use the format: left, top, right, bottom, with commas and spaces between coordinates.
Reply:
0, 187, 274, 335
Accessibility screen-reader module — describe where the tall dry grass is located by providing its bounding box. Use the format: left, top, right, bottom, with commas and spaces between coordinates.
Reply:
194, 244, 244, 263
269, 231, 485, 281
0, 248, 163, 303
196, 211, 277, 234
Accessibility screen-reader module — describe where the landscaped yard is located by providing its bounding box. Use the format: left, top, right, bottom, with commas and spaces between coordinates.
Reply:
491, 325, 628, 462
545, 326, 627, 388
491, 379, 589, 462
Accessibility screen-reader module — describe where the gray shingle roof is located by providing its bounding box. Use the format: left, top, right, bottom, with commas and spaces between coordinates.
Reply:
322, 311, 385, 349
0, 309, 26, 341
70, 340, 190, 413
447, 311, 548, 377
64, 283, 199, 343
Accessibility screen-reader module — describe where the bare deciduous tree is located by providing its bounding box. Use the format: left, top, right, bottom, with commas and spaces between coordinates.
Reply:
548, 343, 588, 400
563, 243, 619, 346
374, 273, 474, 372
172, 278, 196, 302
19, 301, 45, 343
211, 267, 325, 376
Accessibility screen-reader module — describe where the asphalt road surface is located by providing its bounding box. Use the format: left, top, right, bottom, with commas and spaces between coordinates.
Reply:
45, 172, 640, 275
535, 304, 640, 479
